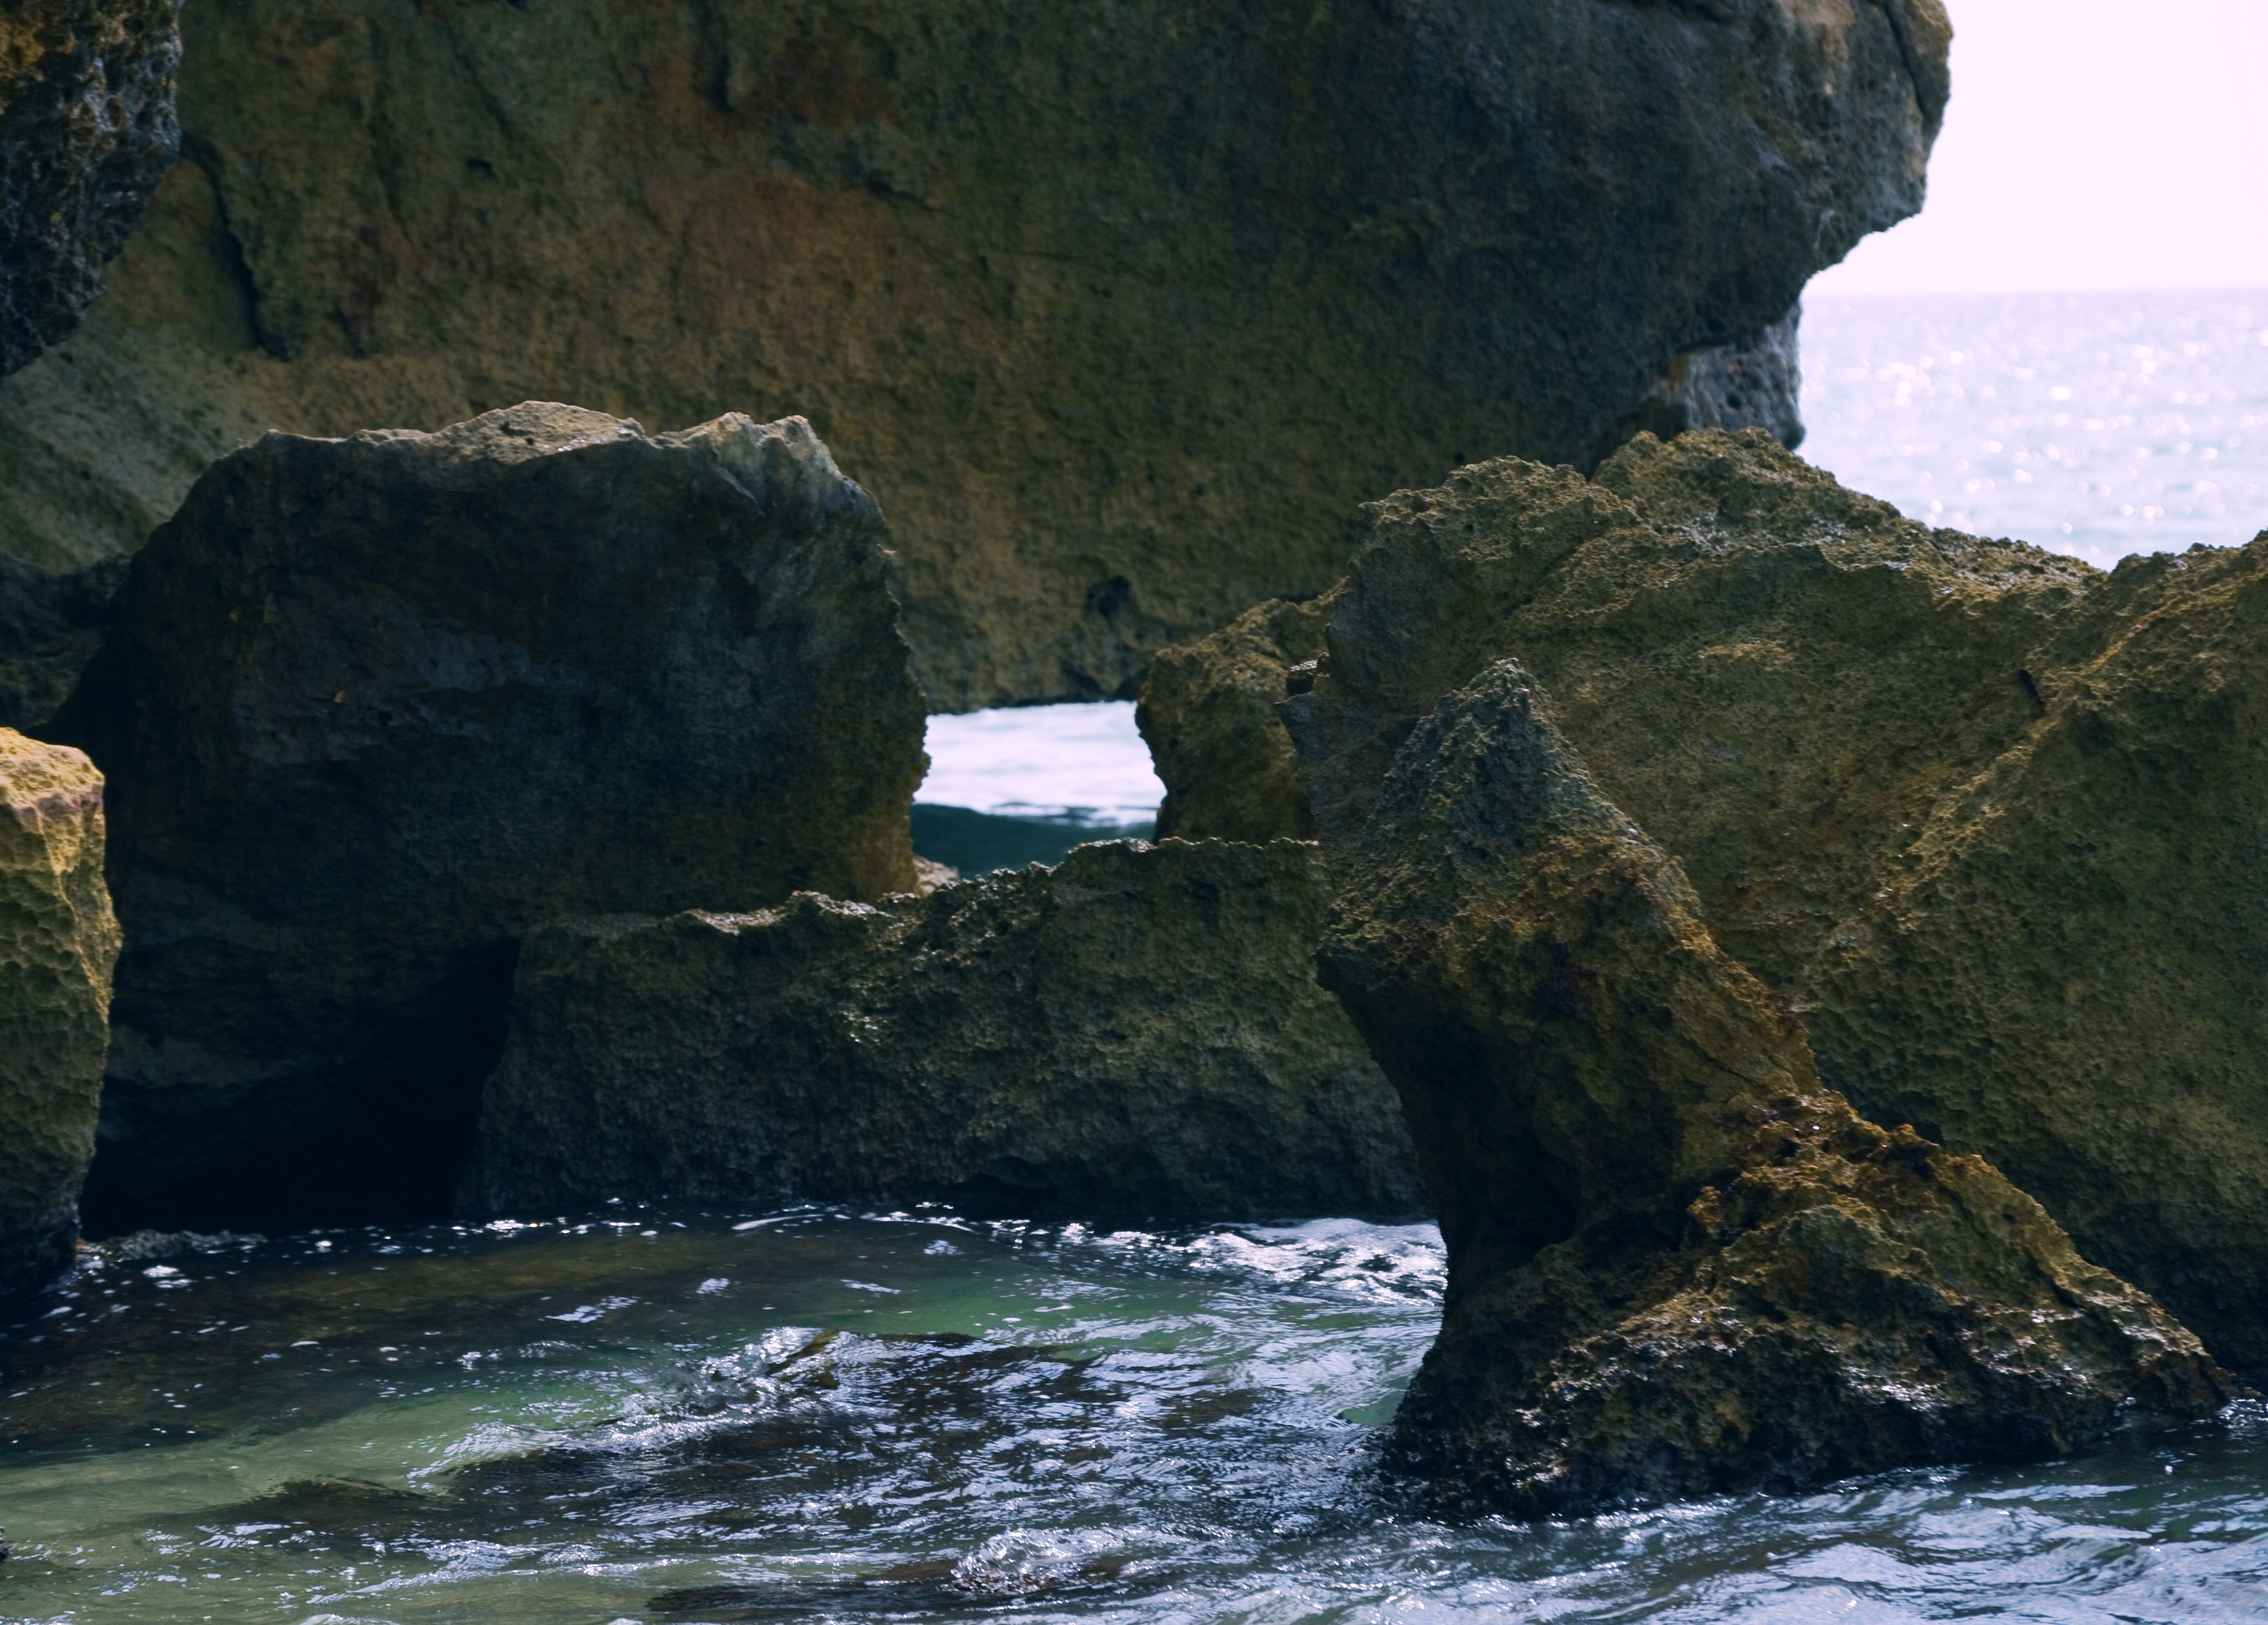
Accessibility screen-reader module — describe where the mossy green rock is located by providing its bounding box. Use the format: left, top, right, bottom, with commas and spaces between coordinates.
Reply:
0, 0, 1944, 711
1285, 427, 2268, 1377
48, 402, 925, 1234
464, 839, 1421, 1224
0, 728, 117, 1313
1320, 661, 2231, 1518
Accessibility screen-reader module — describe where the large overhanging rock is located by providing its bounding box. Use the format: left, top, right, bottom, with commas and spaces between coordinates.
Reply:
1283, 426, 2268, 1378
0, 0, 180, 377
47, 402, 927, 1234
0, 0, 1947, 712
0, 729, 117, 1315
463, 839, 1422, 1224
1319, 660, 2230, 1518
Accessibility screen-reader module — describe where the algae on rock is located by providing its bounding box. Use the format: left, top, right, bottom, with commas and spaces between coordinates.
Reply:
1281, 426, 2268, 1377
465, 839, 1422, 1225
1317, 660, 2231, 1518
49, 402, 927, 1234
0, 0, 1948, 710
0, 729, 118, 1315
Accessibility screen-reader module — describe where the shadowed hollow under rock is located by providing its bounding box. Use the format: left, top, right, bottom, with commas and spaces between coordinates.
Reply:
1277, 427, 2268, 1379
47, 402, 927, 1234
464, 838, 1421, 1224
1316, 660, 2233, 1518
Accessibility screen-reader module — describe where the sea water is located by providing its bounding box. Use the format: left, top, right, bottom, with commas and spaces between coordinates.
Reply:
1799, 290, 2268, 563
4, 1211, 2265, 1624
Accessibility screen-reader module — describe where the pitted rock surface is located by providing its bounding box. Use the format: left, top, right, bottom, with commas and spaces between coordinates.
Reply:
0, 0, 179, 377
0, 728, 117, 1313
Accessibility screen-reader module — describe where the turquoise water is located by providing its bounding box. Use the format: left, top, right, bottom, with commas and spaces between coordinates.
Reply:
4, 1211, 2264, 1624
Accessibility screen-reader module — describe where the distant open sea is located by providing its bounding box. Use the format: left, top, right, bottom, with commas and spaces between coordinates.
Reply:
918, 289, 2268, 861
1799, 289, 2268, 567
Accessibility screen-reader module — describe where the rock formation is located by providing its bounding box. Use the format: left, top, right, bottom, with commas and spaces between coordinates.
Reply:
463, 839, 1421, 1224
1136, 590, 1336, 844
1319, 661, 2232, 1518
1602, 305, 1807, 462
0, 729, 118, 1315
48, 402, 927, 1234
0, 0, 1948, 710
0, 0, 180, 377
1283, 426, 2268, 1377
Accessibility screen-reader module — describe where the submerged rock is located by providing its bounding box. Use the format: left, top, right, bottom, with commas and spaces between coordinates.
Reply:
0, 729, 117, 1314
1319, 661, 2232, 1518
1284, 428, 2268, 1377
0, 0, 1946, 708
1136, 590, 1336, 844
464, 839, 1421, 1224
48, 402, 926, 1233
0, 0, 180, 377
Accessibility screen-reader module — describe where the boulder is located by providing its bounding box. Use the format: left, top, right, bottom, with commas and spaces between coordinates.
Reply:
0, 0, 180, 377
1136, 589, 1336, 844
0, 729, 117, 1314
1284, 426, 2268, 1377
48, 402, 927, 1234
463, 838, 1422, 1224
0, 0, 1947, 709
1319, 661, 2232, 1518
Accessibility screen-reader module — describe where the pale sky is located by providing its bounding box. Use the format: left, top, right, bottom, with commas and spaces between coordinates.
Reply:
1811, 0, 2268, 295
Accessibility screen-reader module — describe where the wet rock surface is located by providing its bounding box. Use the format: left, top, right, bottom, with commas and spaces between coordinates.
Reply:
0, 0, 180, 377
1284, 428, 2268, 1377
0, 0, 1946, 708
1317, 661, 2233, 1518
0, 729, 117, 1313
47, 402, 926, 1234
1136, 589, 1336, 844
465, 838, 1421, 1224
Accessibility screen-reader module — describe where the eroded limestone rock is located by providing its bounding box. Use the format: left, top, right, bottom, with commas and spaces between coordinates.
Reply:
1136, 589, 1336, 844
48, 402, 926, 1233
464, 839, 1421, 1224
0, 729, 117, 1313
1283, 427, 2268, 1377
0, 0, 179, 377
0, 0, 1946, 708
1319, 661, 2231, 1518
